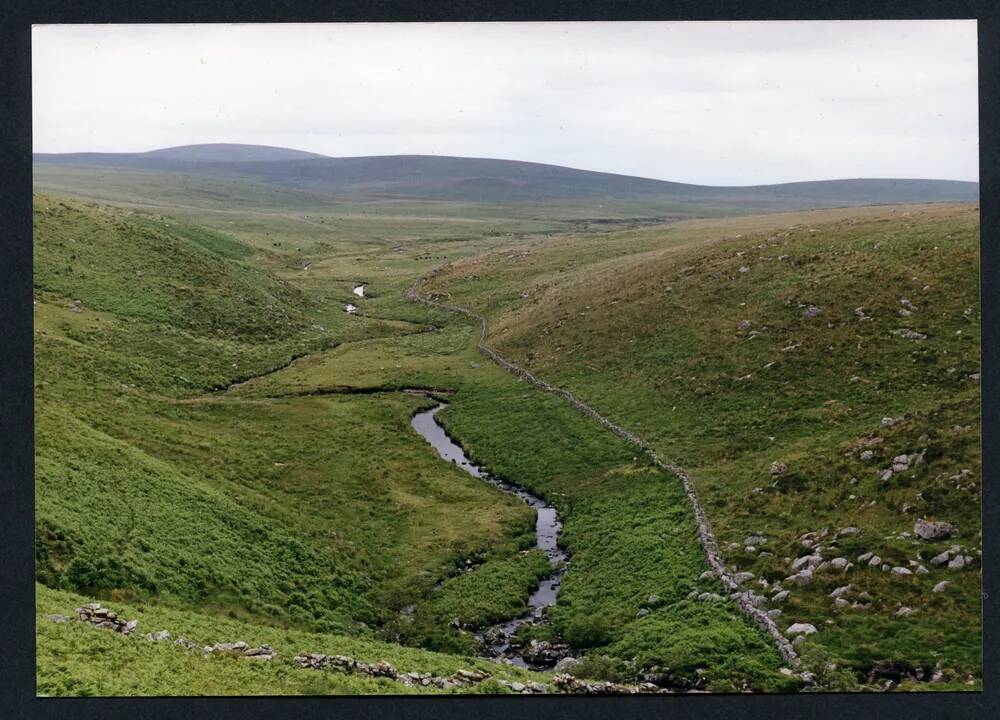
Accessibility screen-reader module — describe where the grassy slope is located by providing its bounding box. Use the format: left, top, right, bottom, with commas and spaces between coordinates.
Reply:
423, 203, 982, 683
235, 311, 794, 692
33, 196, 539, 686
37, 585, 545, 696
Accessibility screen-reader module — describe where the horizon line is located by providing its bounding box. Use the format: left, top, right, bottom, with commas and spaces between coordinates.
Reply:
31, 142, 982, 188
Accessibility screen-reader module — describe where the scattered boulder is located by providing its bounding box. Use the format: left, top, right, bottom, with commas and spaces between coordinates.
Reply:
553, 657, 580, 674
771, 590, 790, 603
930, 550, 952, 566
932, 581, 951, 593
895, 607, 914, 617
785, 570, 813, 587
791, 554, 823, 572
829, 584, 853, 598
860, 450, 874, 462
891, 328, 927, 341
786, 623, 818, 636
46, 614, 67, 624
74, 604, 138, 635
145, 630, 171, 642
737, 320, 752, 331
891, 566, 913, 576
914, 518, 955, 541
770, 461, 789, 476
947, 555, 966, 570
803, 306, 824, 319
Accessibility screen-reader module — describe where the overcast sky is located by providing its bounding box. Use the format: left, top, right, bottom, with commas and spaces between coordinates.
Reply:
32, 21, 978, 185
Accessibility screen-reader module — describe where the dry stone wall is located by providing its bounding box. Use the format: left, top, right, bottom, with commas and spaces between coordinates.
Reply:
407, 276, 799, 666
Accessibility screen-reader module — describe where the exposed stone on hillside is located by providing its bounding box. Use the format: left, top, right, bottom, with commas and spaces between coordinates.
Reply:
553, 673, 666, 694
786, 623, 817, 636
914, 518, 955, 541
75, 604, 139, 635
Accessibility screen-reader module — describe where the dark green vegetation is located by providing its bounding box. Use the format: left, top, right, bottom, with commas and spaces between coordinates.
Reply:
34, 149, 980, 695
425, 202, 982, 687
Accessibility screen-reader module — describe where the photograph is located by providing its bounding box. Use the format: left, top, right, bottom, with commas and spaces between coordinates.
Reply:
30, 19, 981, 696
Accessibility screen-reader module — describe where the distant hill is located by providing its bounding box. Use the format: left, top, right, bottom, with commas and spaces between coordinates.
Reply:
35, 143, 327, 165
34, 145, 979, 209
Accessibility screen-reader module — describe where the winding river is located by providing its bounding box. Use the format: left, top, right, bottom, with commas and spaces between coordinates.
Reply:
410, 403, 567, 666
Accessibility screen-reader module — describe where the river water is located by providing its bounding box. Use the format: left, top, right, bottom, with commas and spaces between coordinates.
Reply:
410, 403, 567, 666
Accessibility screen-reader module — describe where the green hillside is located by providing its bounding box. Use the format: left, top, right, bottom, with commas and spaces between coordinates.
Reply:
33, 187, 980, 695
424, 202, 982, 685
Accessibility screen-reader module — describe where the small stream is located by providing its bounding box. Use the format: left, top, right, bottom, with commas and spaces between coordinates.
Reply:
410, 404, 567, 667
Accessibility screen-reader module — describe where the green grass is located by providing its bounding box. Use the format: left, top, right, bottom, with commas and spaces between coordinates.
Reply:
35, 180, 979, 695
424, 202, 982, 682
36, 584, 546, 696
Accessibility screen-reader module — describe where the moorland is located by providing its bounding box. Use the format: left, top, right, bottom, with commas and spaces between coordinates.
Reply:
32, 145, 981, 695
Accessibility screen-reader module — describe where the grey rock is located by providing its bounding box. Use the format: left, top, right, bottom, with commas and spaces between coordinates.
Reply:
930, 550, 951, 566
891, 566, 913, 576
914, 518, 955, 541
737, 320, 752, 331
895, 607, 914, 617
860, 450, 874, 462
932, 581, 951, 593
803, 306, 824, 318
786, 569, 814, 587
791, 554, 823, 572
554, 657, 579, 674
786, 623, 818, 636
858, 552, 873, 563
733, 571, 755, 585
770, 461, 789, 476
881, 417, 898, 428
834, 598, 849, 608
766, 609, 783, 619
636, 608, 651, 619
46, 614, 67, 624
947, 555, 966, 570
868, 555, 882, 566
892, 328, 927, 340
829, 584, 853, 598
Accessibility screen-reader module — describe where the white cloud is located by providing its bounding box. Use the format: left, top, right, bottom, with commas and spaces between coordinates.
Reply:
32, 20, 978, 184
